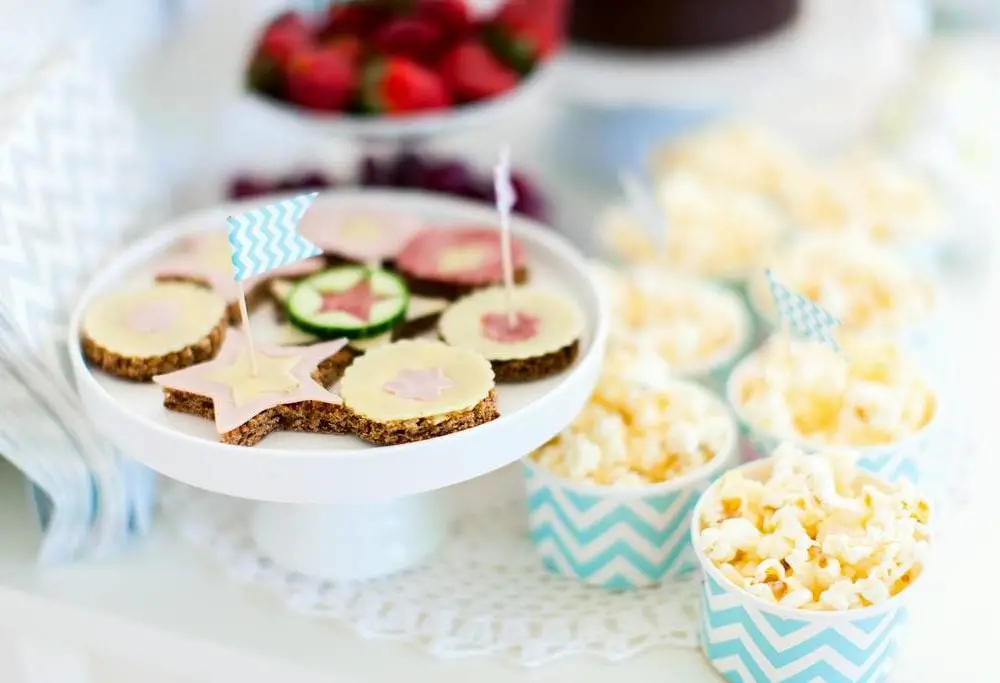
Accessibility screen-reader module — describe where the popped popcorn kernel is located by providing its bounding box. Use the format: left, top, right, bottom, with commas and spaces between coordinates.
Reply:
601, 171, 786, 280
593, 267, 750, 376
750, 235, 935, 335
530, 340, 734, 487
782, 150, 945, 246
732, 336, 936, 447
696, 445, 932, 611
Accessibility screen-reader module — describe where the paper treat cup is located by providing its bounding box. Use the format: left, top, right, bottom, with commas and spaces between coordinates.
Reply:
725, 349, 944, 484
692, 459, 924, 683
523, 381, 738, 589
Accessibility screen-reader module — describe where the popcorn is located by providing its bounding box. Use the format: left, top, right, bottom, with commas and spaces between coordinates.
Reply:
732, 336, 936, 447
597, 267, 749, 375
780, 150, 945, 246
751, 236, 935, 335
650, 121, 810, 202
601, 171, 786, 280
531, 342, 734, 487
696, 445, 932, 611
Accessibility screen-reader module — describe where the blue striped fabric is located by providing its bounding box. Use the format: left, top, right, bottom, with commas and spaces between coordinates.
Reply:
226, 193, 323, 282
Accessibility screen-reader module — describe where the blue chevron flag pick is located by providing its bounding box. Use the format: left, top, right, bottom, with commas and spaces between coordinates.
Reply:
765, 269, 841, 351
226, 193, 323, 282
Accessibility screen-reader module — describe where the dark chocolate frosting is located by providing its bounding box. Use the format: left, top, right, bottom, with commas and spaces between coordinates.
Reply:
568, 0, 800, 52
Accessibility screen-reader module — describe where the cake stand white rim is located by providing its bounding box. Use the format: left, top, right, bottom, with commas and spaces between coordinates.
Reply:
549, 0, 919, 109
246, 64, 552, 141
67, 189, 609, 505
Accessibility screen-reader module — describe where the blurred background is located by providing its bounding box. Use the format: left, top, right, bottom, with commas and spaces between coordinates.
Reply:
1, 0, 997, 266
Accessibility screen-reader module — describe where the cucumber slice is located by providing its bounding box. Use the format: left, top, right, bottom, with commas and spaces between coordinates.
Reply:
286, 266, 409, 340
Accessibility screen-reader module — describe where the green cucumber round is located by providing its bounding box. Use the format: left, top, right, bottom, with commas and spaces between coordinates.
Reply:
286, 266, 409, 341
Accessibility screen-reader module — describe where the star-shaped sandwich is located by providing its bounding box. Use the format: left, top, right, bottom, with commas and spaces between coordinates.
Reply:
153, 329, 352, 446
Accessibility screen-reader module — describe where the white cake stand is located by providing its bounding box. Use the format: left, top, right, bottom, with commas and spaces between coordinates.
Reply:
549, 0, 921, 110
245, 65, 552, 143
67, 190, 608, 580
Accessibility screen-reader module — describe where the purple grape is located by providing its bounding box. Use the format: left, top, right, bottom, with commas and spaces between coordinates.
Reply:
228, 175, 273, 200
391, 150, 426, 188
422, 161, 475, 196
276, 171, 332, 191
510, 171, 550, 221
359, 155, 393, 186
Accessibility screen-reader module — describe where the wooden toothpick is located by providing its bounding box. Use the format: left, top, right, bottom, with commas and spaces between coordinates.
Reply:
494, 145, 517, 325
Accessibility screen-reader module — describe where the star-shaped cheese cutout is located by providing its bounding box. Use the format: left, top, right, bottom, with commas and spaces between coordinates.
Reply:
317, 276, 392, 322
382, 367, 454, 401
154, 329, 348, 436
155, 232, 325, 301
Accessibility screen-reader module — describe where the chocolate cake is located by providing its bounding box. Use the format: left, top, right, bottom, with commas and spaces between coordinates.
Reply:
568, 0, 800, 52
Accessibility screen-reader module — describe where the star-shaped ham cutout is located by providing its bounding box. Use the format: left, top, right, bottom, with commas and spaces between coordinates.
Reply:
155, 233, 325, 302
298, 207, 422, 264
382, 367, 454, 401
317, 276, 392, 322
153, 329, 349, 439
481, 311, 541, 343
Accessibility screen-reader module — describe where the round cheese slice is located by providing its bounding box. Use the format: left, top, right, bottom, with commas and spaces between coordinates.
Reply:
438, 287, 584, 362
82, 282, 227, 358
340, 339, 495, 423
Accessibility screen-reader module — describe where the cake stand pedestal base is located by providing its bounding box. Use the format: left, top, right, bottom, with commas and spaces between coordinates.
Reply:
251, 491, 451, 581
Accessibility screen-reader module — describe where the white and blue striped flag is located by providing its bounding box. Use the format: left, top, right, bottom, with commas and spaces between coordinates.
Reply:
226, 193, 323, 282
765, 269, 841, 351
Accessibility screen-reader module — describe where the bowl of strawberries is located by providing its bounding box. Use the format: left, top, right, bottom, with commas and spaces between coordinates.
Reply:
246, 0, 566, 139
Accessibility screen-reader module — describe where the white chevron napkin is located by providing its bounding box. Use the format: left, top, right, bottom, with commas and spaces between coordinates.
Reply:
0, 43, 163, 562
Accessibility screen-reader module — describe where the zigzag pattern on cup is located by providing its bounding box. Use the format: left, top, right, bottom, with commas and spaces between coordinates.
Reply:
524, 466, 703, 588
701, 574, 906, 683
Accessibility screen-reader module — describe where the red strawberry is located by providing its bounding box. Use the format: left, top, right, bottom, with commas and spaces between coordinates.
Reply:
373, 17, 445, 62
286, 47, 358, 111
320, 2, 387, 40
362, 57, 450, 114
256, 12, 312, 70
439, 41, 518, 103
324, 34, 365, 66
415, 0, 471, 39
485, 0, 566, 74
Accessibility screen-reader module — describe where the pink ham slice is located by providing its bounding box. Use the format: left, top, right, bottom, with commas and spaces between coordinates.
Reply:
396, 227, 527, 285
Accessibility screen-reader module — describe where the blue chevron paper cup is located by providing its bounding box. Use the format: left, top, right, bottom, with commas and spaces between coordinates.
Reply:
523, 415, 738, 589
724, 348, 943, 485
692, 461, 922, 683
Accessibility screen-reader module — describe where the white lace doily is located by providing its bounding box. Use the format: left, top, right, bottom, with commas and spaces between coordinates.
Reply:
161, 467, 702, 666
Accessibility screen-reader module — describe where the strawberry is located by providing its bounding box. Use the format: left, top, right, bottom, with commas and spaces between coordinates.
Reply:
319, 1, 388, 40
323, 34, 365, 67
286, 47, 358, 111
373, 17, 445, 62
439, 41, 518, 103
415, 0, 471, 39
485, 0, 567, 74
256, 12, 313, 70
362, 57, 450, 114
